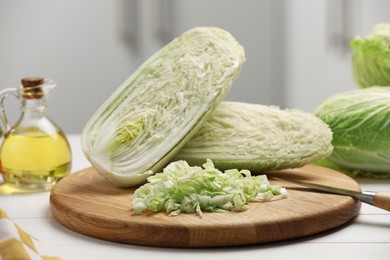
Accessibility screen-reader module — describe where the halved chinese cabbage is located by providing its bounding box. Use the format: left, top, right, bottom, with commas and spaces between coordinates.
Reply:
81, 27, 245, 187
174, 102, 333, 171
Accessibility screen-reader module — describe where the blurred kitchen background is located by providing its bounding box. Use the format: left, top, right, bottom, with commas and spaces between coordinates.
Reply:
0, 0, 389, 133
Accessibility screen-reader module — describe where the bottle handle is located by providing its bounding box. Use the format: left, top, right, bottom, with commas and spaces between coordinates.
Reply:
0, 88, 18, 137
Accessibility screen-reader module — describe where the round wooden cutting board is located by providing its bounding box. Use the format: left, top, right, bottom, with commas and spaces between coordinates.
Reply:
50, 164, 361, 247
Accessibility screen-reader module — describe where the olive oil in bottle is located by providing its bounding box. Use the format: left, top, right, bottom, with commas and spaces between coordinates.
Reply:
0, 77, 71, 191
1, 132, 71, 189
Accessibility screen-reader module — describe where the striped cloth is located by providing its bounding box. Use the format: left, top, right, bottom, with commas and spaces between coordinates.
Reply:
0, 209, 61, 260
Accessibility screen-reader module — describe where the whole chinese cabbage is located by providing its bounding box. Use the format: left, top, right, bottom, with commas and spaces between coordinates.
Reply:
81, 27, 245, 187
314, 87, 390, 178
350, 23, 390, 88
174, 102, 333, 171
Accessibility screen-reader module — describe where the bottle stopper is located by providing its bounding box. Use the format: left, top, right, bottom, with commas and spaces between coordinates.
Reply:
21, 77, 44, 99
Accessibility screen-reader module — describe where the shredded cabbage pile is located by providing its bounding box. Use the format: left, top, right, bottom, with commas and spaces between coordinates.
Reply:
132, 159, 287, 217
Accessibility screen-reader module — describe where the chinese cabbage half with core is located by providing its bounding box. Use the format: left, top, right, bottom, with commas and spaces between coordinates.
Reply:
174, 102, 333, 171
81, 27, 245, 187
314, 87, 390, 178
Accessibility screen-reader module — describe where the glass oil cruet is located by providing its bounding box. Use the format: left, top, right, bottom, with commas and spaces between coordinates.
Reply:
0, 77, 71, 191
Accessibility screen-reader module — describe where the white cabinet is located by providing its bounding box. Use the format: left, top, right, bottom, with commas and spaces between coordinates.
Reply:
0, 0, 286, 133
121, 0, 286, 106
0, 0, 388, 132
284, 0, 390, 112
0, 0, 138, 132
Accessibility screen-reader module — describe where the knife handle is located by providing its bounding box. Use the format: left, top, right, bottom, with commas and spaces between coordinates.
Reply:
373, 192, 390, 211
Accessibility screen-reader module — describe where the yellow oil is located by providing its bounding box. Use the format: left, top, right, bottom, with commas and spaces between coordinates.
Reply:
1, 131, 71, 190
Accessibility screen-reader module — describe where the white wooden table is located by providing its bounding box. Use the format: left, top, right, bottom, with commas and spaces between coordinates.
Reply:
1, 134, 390, 260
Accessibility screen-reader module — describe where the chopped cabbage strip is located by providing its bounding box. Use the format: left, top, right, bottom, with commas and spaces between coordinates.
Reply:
132, 160, 287, 217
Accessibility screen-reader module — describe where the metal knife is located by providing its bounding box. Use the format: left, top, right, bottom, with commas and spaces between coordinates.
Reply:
271, 177, 390, 212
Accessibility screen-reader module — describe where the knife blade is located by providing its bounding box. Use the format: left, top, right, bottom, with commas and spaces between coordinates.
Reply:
271, 177, 390, 212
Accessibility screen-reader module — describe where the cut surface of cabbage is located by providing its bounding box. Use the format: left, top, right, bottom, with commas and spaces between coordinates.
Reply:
314, 87, 390, 177
81, 27, 245, 187
174, 101, 333, 171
